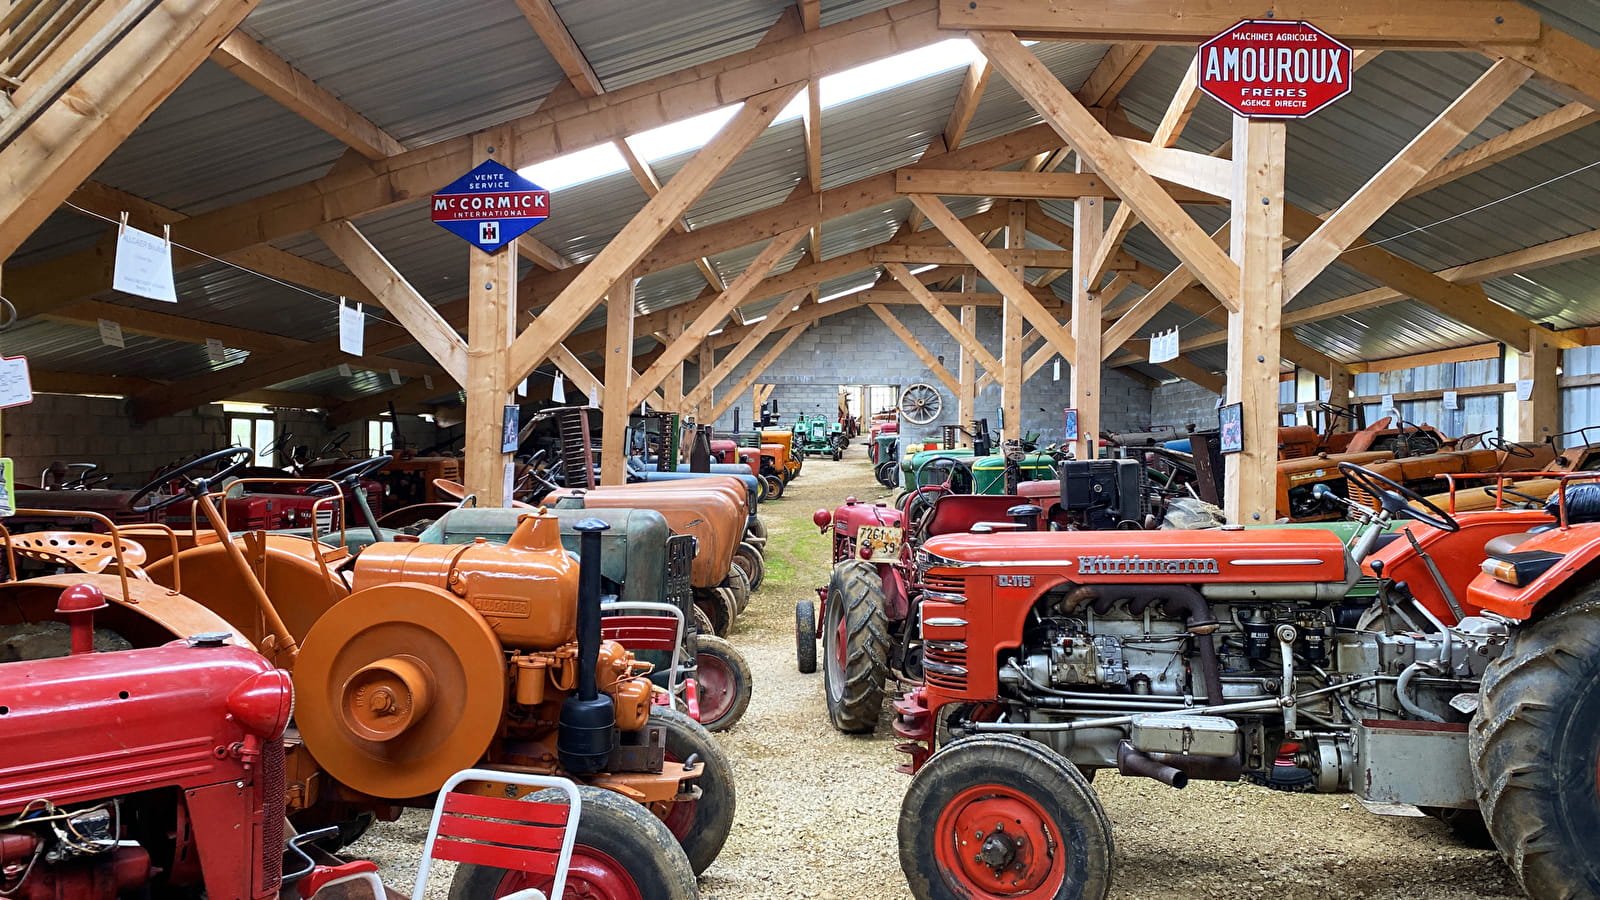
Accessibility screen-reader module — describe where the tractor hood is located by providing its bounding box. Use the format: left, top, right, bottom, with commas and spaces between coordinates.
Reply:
920, 528, 1348, 583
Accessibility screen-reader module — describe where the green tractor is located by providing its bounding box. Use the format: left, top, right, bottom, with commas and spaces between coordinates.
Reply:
795, 413, 847, 460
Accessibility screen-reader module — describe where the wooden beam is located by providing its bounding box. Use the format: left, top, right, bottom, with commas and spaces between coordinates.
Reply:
973, 30, 1241, 311
506, 82, 804, 385
326, 379, 444, 426
1078, 43, 1155, 107
1518, 328, 1559, 441
0, 0, 261, 261
799, 0, 820, 31
870, 304, 960, 393
1000, 201, 1026, 440
944, 60, 992, 151
710, 324, 810, 422
855, 289, 1007, 307
1350, 342, 1500, 374
600, 278, 636, 486
548, 343, 604, 399
1283, 59, 1531, 302
628, 225, 808, 406
1161, 357, 1225, 394
1482, 22, 1600, 109
872, 245, 1081, 269
912, 194, 1077, 359
894, 168, 1222, 204
1115, 140, 1231, 197
315, 221, 468, 384
513, 0, 604, 96
1072, 169, 1104, 459
884, 263, 1000, 374
939, 0, 1541, 47
210, 31, 404, 160
1224, 116, 1287, 524
957, 270, 978, 432
1404, 102, 1600, 200
684, 289, 809, 408
462, 132, 518, 506
1101, 223, 1226, 354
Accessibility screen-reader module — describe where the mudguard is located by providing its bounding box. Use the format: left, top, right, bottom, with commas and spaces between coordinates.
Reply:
1466, 523, 1600, 620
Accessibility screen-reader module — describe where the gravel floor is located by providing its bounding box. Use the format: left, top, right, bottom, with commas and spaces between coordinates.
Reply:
350, 444, 1522, 899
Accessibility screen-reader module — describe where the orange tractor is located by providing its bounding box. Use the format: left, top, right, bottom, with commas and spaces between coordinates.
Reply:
0, 447, 731, 896
890, 463, 1599, 899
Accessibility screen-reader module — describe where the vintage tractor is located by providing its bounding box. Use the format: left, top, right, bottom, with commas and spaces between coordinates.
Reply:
1421, 428, 1600, 513
1344, 439, 1554, 513
0, 465, 731, 891
0, 583, 297, 900
758, 428, 802, 482
890, 462, 1596, 900
793, 414, 844, 460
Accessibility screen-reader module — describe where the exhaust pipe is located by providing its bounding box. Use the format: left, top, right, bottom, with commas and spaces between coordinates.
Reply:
559, 518, 615, 774
1117, 741, 1188, 788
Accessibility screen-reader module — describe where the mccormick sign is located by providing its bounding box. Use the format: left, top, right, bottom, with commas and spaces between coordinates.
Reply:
431, 159, 550, 252
1198, 20, 1352, 119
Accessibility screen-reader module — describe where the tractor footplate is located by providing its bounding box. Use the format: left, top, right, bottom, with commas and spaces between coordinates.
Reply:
892, 688, 933, 775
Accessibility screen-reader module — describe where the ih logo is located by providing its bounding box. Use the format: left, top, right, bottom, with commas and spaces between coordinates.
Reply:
479, 221, 499, 245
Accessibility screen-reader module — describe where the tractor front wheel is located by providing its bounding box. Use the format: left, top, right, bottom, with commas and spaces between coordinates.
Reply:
650, 706, 736, 874
795, 599, 818, 674
448, 785, 697, 900
764, 474, 785, 500
694, 634, 753, 733
875, 459, 900, 489
1471, 591, 1600, 897
745, 516, 768, 549
694, 587, 734, 638
823, 560, 891, 733
900, 734, 1114, 900
733, 541, 765, 591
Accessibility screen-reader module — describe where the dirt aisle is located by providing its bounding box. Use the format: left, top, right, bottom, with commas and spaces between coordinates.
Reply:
354, 443, 1521, 899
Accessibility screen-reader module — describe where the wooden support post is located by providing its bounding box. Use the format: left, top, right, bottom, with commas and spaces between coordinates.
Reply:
600, 275, 636, 485
1223, 117, 1287, 524
1002, 201, 1026, 440
1519, 328, 1559, 442
1072, 165, 1104, 459
662, 308, 687, 408
696, 342, 715, 424
959, 270, 977, 440
1325, 367, 1353, 433
464, 132, 518, 505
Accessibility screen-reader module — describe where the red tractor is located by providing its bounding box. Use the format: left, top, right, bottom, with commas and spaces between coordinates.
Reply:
891, 464, 1599, 900
0, 583, 297, 900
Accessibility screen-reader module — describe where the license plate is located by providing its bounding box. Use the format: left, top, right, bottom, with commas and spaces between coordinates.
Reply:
857, 526, 903, 563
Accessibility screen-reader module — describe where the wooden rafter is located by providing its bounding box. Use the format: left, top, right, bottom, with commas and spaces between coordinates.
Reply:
1077, 43, 1154, 108
1405, 101, 1600, 200
684, 289, 808, 408
1482, 22, 1600, 109
506, 81, 806, 386
884, 262, 1001, 375
210, 31, 404, 160
894, 168, 1223, 204
0, 0, 261, 260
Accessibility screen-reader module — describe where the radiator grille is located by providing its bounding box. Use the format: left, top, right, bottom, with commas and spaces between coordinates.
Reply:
923, 574, 966, 598
260, 739, 286, 892
1346, 482, 1379, 512
665, 534, 695, 623
923, 642, 968, 692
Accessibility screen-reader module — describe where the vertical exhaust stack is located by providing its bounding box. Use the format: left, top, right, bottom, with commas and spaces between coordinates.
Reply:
559, 518, 615, 774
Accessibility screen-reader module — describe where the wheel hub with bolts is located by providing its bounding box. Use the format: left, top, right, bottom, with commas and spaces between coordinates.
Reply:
946, 789, 1055, 892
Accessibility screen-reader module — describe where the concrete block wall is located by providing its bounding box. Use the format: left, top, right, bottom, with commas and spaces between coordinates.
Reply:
1149, 379, 1223, 432
4, 394, 451, 487
697, 305, 1153, 448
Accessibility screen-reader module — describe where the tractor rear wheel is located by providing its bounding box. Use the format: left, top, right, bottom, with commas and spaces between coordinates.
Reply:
725, 566, 751, 616
1471, 591, 1600, 897
733, 541, 765, 591
900, 734, 1113, 900
795, 599, 817, 674
694, 587, 734, 637
876, 460, 900, 489
448, 785, 697, 900
694, 634, 752, 733
823, 560, 891, 733
650, 706, 736, 874
764, 474, 785, 500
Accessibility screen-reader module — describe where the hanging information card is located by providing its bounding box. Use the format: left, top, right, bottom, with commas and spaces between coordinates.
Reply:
339, 299, 365, 356
98, 318, 125, 349
1443, 390, 1459, 411
205, 338, 227, 364
552, 373, 565, 403
1149, 327, 1179, 364
0, 356, 33, 408
112, 224, 177, 303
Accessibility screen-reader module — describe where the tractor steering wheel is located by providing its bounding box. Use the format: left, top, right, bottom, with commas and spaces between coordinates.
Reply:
128, 446, 255, 514
1318, 402, 1359, 425
912, 455, 974, 495
1486, 484, 1544, 506
306, 455, 393, 496
1488, 436, 1537, 458
1339, 461, 1460, 532
315, 431, 352, 459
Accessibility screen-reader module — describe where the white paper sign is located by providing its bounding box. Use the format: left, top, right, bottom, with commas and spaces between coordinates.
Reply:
587, 384, 601, 407
1516, 379, 1534, 401
424, 374, 434, 390
1149, 327, 1179, 364
339, 300, 364, 356
504, 461, 517, 501
551, 373, 565, 403
112, 225, 177, 302
205, 338, 226, 363
0, 356, 33, 408
1296, 403, 1306, 421
97, 318, 125, 349
517, 377, 528, 398
1319, 388, 1331, 403
1380, 393, 1395, 413
337, 363, 354, 378
389, 368, 402, 385
1442, 390, 1459, 410
1052, 358, 1061, 382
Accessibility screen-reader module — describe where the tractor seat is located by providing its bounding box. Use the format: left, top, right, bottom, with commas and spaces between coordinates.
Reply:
3, 531, 148, 573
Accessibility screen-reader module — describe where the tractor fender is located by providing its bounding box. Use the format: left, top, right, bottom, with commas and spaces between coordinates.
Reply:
1466, 526, 1600, 621
0, 573, 253, 650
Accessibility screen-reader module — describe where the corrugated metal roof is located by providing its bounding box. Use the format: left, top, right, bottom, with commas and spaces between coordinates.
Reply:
555, 0, 792, 92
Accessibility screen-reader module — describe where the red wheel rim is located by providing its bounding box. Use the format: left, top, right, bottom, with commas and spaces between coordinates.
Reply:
932, 783, 1066, 899
494, 847, 645, 900
696, 651, 734, 725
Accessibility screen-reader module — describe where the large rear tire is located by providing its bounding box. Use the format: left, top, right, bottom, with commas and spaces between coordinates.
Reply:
876, 459, 900, 489
823, 560, 891, 734
1471, 591, 1600, 897
447, 785, 699, 900
694, 634, 752, 733
725, 566, 751, 616
795, 599, 818, 674
694, 587, 734, 638
900, 734, 1113, 900
650, 706, 736, 875
732, 541, 765, 591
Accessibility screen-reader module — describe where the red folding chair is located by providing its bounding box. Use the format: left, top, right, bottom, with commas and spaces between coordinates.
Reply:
417, 769, 583, 900
601, 600, 686, 711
